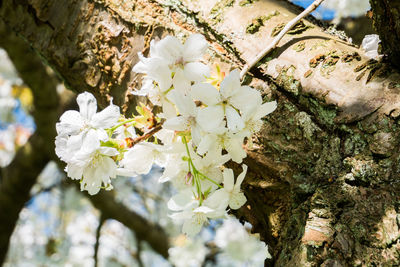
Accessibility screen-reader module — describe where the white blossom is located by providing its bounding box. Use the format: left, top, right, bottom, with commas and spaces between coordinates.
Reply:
65, 129, 119, 195
215, 217, 271, 265
361, 34, 381, 60
54, 33, 278, 238
210, 165, 248, 210
197, 130, 247, 163
169, 237, 208, 267
168, 189, 227, 236
132, 34, 210, 103
118, 142, 167, 176
56, 92, 120, 137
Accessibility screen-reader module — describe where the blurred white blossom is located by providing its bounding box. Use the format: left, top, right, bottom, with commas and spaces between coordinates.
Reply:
361, 34, 381, 60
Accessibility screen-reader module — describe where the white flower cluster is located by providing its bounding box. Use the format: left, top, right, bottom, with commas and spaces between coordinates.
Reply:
322, 0, 370, 19
55, 92, 121, 195
55, 33, 277, 235
169, 217, 271, 267
361, 34, 381, 60
169, 236, 208, 267
213, 217, 271, 266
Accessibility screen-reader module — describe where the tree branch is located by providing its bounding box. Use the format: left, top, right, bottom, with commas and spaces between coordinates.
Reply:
86, 189, 170, 258
240, 0, 325, 79
0, 20, 59, 264
94, 214, 105, 267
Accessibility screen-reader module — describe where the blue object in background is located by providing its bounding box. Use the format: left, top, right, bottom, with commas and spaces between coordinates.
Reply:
291, 0, 336, 20
0, 99, 35, 130
13, 100, 36, 130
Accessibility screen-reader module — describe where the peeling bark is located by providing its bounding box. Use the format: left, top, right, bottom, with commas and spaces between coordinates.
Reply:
1, 0, 400, 265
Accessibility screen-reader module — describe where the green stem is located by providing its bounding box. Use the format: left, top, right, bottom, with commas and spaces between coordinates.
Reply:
108, 118, 136, 133
199, 173, 223, 188
182, 137, 223, 203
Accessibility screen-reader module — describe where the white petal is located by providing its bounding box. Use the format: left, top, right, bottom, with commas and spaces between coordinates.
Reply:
229, 86, 262, 113
56, 110, 84, 135
169, 210, 193, 221
81, 129, 101, 153
225, 136, 246, 163
225, 106, 245, 133
91, 104, 120, 129
193, 206, 215, 214
255, 101, 277, 120
151, 36, 184, 64
182, 215, 206, 236
160, 98, 178, 119
191, 83, 221, 106
66, 163, 84, 180
77, 92, 97, 120
196, 133, 215, 155
206, 189, 229, 210
168, 190, 194, 211
155, 129, 175, 145
362, 34, 380, 59
159, 162, 181, 183
220, 69, 241, 99
183, 62, 210, 81
133, 54, 172, 90
223, 168, 235, 191
182, 34, 208, 62
86, 183, 101, 195
132, 77, 154, 96
229, 192, 247, 210
104, 157, 118, 179
121, 144, 155, 175
191, 124, 203, 146
168, 90, 196, 117
99, 146, 119, 157
196, 105, 224, 133
163, 116, 189, 131
55, 135, 68, 161
235, 164, 248, 189
95, 129, 109, 142
66, 133, 84, 154
172, 68, 191, 94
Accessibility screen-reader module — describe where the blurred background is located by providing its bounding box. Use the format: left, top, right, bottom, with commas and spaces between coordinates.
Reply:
0, 0, 373, 266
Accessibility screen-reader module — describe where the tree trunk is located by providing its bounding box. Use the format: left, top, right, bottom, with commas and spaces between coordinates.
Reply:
1, 0, 399, 265
369, 0, 400, 69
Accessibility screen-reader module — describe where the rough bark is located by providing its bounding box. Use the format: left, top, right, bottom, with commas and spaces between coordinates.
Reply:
369, 0, 400, 69
1, 0, 400, 266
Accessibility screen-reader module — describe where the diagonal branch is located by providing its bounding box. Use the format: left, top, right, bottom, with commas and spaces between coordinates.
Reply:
86, 189, 170, 258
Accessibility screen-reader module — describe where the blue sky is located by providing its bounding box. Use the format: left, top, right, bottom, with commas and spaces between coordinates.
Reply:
291, 0, 336, 20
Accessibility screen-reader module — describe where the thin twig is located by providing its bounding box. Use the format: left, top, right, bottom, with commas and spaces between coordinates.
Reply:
131, 120, 164, 146
240, 0, 325, 80
136, 240, 145, 267
94, 214, 106, 267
